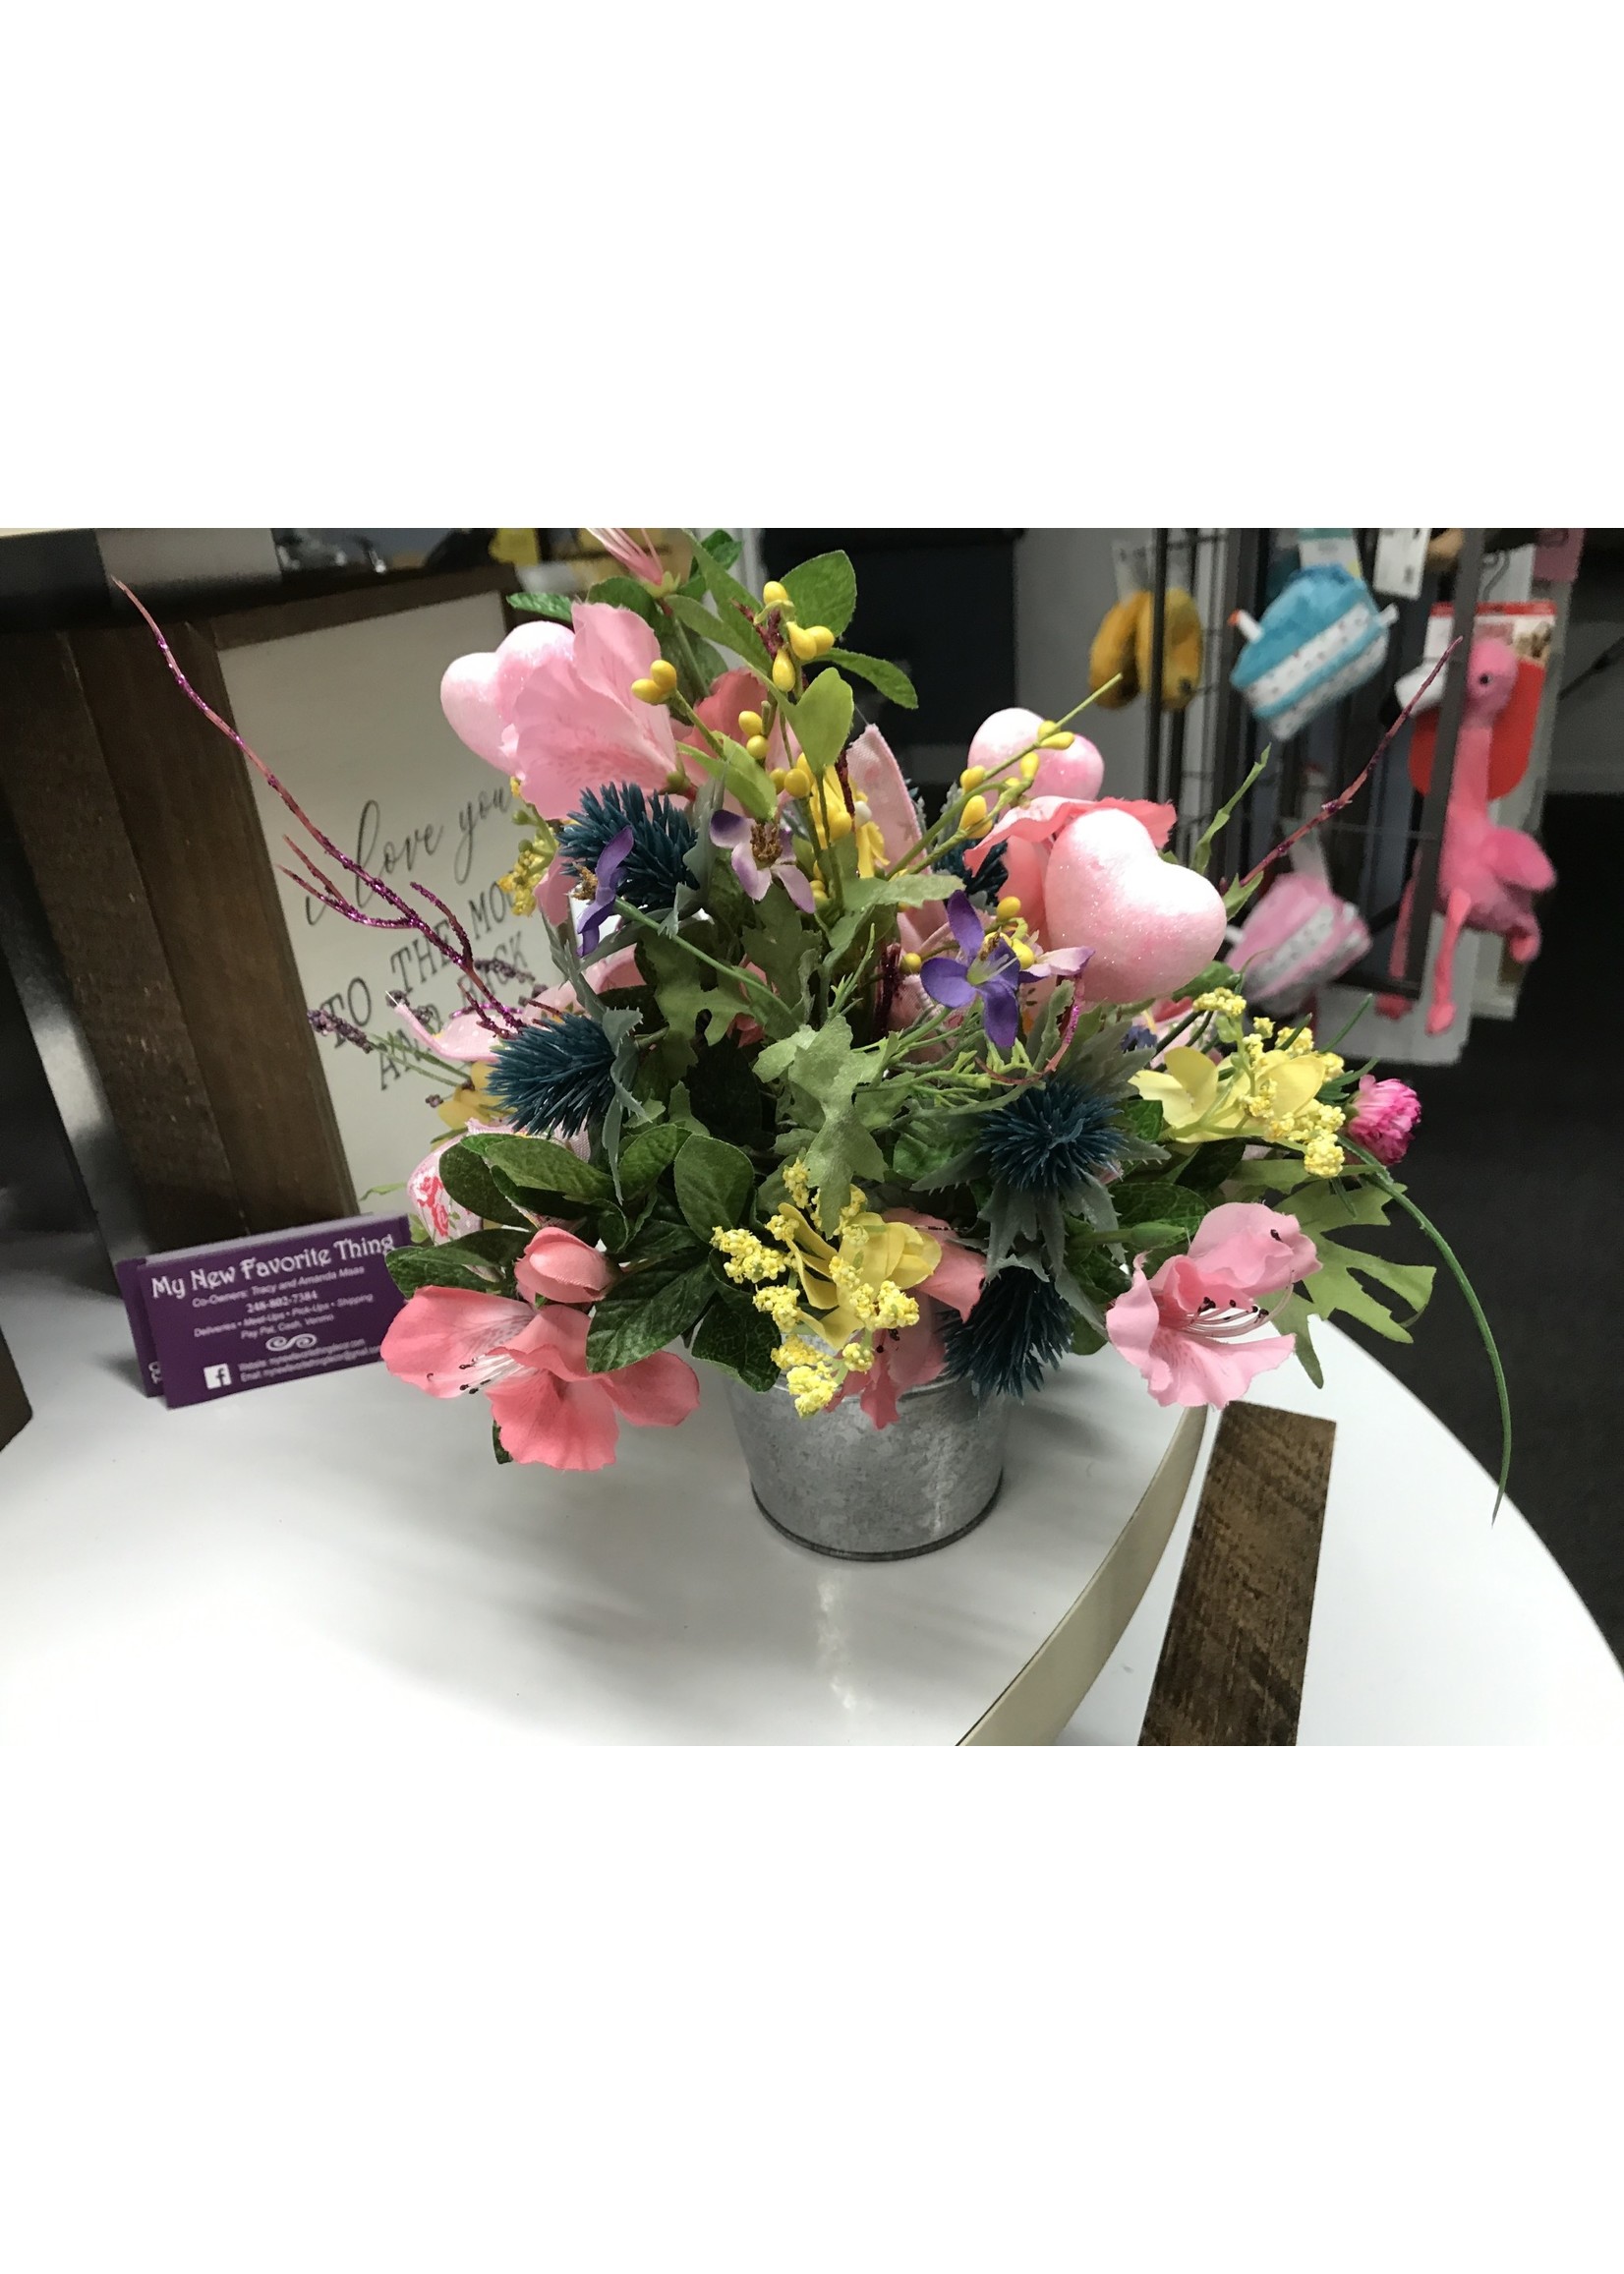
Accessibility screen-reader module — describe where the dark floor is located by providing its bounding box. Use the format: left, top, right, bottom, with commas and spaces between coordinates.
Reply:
1337, 794, 1624, 1659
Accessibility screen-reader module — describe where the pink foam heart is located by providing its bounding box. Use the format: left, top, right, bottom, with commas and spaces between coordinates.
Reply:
1031, 741, 1104, 799
439, 651, 509, 765
1043, 808, 1227, 1003
440, 620, 575, 770
967, 706, 1046, 773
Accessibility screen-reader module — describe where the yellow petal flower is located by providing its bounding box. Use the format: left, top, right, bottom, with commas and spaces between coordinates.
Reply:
1133, 1046, 1221, 1130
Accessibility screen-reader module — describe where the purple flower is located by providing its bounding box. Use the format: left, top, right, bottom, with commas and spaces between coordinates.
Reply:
710, 809, 815, 912
578, 824, 634, 954
920, 892, 1092, 1052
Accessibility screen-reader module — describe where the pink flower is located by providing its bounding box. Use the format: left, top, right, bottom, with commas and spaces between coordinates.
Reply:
514, 1227, 615, 1306
407, 1143, 481, 1244
440, 606, 680, 821
392, 999, 507, 1062
379, 1287, 699, 1469
1346, 1075, 1421, 1167
585, 528, 667, 585
1105, 1202, 1316, 1409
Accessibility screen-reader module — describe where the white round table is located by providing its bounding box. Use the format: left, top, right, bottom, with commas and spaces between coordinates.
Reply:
1, 1235, 1619, 1749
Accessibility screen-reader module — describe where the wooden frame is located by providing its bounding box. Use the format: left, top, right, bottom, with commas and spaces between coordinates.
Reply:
0, 566, 510, 1255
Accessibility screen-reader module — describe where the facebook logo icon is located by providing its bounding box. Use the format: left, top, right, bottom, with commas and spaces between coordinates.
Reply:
203, 1363, 232, 1389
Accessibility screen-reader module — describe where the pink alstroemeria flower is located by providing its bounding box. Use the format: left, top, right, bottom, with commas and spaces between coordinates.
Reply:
441, 605, 680, 821
832, 1211, 986, 1429
1105, 1201, 1317, 1409
514, 1227, 616, 1307
379, 1287, 698, 1469
585, 527, 667, 586
391, 998, 508, 1062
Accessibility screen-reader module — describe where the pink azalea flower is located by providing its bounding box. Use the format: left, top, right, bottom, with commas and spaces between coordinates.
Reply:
407, 1143, 481, 1244
379, 1287, 699, 1469
514, 1227, 615, 1306
1346, 1075, 1421, 1167
585, 527, 667, 586
1105, 1201, 1316, 1409
507, 605, 681, 819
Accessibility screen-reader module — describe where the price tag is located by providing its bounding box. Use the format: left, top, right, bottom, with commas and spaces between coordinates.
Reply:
1372, 528, 1429, 600
1298, 529, 1364, 576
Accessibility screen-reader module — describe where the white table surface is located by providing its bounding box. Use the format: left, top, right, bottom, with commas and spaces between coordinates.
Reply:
3, 1236, 1621, 1748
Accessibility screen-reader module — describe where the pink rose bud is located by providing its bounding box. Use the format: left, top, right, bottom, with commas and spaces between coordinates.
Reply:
514, 1226, 616, 1308
1346, 1075, 1421, 1167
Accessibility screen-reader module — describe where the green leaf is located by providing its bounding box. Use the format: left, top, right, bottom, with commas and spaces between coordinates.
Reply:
636, 931, 754, 1050
786, 667, 853, 775
665, 590, 770, 673
465, 1132, 613, 1204
506, 590, 572, 623
782, 550, 856, 640
617, 1120, 690, 1200
1280, 1180, 1435, 1342
584, 574, 661, 626
672, 1133, 756, 1239
436, 1139, 532, 1229
713, 735, 778, 822
492, 1419, 513, 1465
1069, 1312, 1107, 1358
686, 1034, 775, 1151
1116, 1094, 1166, 1143
584, 1259, 714, 1372
1113, 1181, 1207, 1234
687, 530, 761, 617
444, 1227, 533, 1269
697, 529, 742, 571
386, 1245, 504, 1297
1269, 1291, 1324, 1387
819, 871, 958, 963
821, 649, 917, 710
689, 1295, 780, 1392
1174, 1137, 1248, 1192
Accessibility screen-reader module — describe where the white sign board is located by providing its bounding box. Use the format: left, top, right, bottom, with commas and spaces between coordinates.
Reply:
221, 592, 540, 1210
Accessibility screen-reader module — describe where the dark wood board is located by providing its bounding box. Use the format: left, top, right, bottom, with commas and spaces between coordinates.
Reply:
0, 1322, 29, 1453
1139, 1404, 1335, 1747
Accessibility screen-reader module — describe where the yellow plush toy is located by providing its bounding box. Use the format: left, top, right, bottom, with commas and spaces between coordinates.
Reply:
1088, 591, 1145, 706
1090, 589, 1204, 711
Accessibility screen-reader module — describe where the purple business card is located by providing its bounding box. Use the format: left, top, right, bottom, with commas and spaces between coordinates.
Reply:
117, 1216, 411, 1409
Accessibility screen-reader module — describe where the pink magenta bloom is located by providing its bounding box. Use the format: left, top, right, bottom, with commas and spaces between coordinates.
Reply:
514, 1227, 616, 1306
407, 1143, 481, 1244
440, 605, 680, 820
584, 527, 667, 585
379, 1287, 699, 1469
1345, 1075, 1421, 1167
1105, 1201, 1316, 1409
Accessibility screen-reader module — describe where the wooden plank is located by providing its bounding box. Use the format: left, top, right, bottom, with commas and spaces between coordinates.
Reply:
0, 631, 243, 1249
69, 617, 356, 1237
205, 564, 511, 650
1139, 1404, 1334, 1747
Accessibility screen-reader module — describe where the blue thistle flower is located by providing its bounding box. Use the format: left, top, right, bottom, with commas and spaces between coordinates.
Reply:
942, 1270, 1073, 1399
978, 1079, 1126, 1194
936, 838, 1009, 902
489, 1014, 616, 1137
558, 785, 696, 914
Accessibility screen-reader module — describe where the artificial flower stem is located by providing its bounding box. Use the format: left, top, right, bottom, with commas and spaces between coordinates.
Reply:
1347, 1141, 1513, 1518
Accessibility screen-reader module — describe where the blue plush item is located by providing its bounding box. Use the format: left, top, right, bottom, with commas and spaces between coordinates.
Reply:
1231, 564, 1396, 740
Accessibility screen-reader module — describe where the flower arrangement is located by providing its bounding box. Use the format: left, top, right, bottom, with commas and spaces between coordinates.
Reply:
118, 534, 1508, 1499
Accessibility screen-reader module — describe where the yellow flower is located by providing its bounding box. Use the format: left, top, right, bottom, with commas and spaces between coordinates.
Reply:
1133, 1037, 1341, 1155
767, 1200, 938, 1348
803, 767, 887, 877
435, 1059, 501, 1132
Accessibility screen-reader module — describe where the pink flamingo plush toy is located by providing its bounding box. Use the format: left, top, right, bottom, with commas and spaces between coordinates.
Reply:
1377, 637, 1555, 1035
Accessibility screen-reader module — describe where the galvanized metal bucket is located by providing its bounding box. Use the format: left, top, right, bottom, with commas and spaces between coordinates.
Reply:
722, 1371, 1009, 1560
